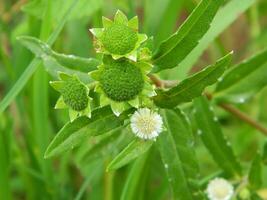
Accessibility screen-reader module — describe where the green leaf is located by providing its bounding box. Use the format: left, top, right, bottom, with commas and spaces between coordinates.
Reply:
44, 106, 127, 158
159, 108, 203, 199
248, 153, 262, 189
107, 139, 153, 171
18, 36, 100, 73
0, 0, 79, 114
215, 48, 267, 103
154, 52, 232, 108
262, 141, 267, 165
76, 127, 133, 165
152, 0, 224, 72
172, 0, 256, 79
120, 151, 150, 200
156, 120, 193, 199
193, 96, 242, 176
143, 0, 184, 45
22, 0, 103, 21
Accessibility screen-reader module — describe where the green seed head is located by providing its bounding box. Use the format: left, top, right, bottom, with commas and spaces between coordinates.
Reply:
61, 78, 88, 111
99, 58, 144, 102
101, 24, 138, 55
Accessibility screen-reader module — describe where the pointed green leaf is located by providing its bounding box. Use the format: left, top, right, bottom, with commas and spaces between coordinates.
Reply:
44, 106, 128, 158
193, 96, 242, 176
18, 36, 100, 73
156, 124, 193, 199
128, 16, 138, 30
248, 153, 262, 189
89, 28, 104, 38
107, 139, 153, 171
102, 17, 113, 28
154, 52, 232, 108
58, 72, 72, 81
174, 0, 256, 79
114, 10, 128, 25
152, 0, 224, 72
157, 108, 203, 199
215, 48, 267, 103
55, 96, 67, 109
49, 81, 64, 91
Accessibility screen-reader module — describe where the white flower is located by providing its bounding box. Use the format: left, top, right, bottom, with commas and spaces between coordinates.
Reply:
130, 108, 163, 140
206, 178, 234, 200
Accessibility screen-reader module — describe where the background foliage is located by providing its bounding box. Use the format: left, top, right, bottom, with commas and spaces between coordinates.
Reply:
1, 0, 267, 199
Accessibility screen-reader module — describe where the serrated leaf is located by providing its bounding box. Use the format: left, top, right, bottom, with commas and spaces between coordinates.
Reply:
156, 122, 193, 199
18, 36, 100, 73
193, 96, 242, 176
152, 0, 224, 72
44, 106, 128, 158
248, 153, 262, 189
159, 108, 202, 199
154, 52, 232, 108
174, 0, 256, 79
215, 48, 267, 103
107, 139, 153, 171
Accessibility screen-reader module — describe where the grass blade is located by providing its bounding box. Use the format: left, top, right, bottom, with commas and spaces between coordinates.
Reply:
0, 0, 79, 113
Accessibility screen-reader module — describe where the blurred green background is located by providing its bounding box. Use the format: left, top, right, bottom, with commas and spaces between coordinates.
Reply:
1, 0, 267, 199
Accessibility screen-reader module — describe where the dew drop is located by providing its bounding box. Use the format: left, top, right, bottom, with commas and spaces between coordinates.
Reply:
164, 164, 169, 169
68, 55, 75, 58
197, 129, 202, 135
227, 141, 231, 146
188, 140, 195, 147
213, 117, 219, 122
239, 98, 245, 103
218, 77, 223, 82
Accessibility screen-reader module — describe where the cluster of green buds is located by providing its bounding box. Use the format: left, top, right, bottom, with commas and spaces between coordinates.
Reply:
89, 10, 155, 116
50, 10, 157, 124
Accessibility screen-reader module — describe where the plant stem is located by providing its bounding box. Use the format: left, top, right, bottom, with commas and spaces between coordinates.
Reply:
149, 75, 267, 136
148, 74, 178, 88
219, 103, 267, 136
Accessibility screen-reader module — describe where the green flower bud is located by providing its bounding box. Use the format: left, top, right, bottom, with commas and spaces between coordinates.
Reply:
100, 24, 138, 55
99, 58, 144, 102
60, 77, 89, 111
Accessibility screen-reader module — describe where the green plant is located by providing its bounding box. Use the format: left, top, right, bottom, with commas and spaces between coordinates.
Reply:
1, 0, 267, 199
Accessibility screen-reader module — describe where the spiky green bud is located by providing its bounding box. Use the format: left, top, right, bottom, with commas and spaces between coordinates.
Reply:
100, 24, 138, 55
99, 57, 144, 102
60, 77, 89, 111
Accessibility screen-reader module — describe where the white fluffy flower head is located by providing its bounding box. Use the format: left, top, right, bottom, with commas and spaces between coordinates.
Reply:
130, 108, 163, 140
207, 178, 234, 200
